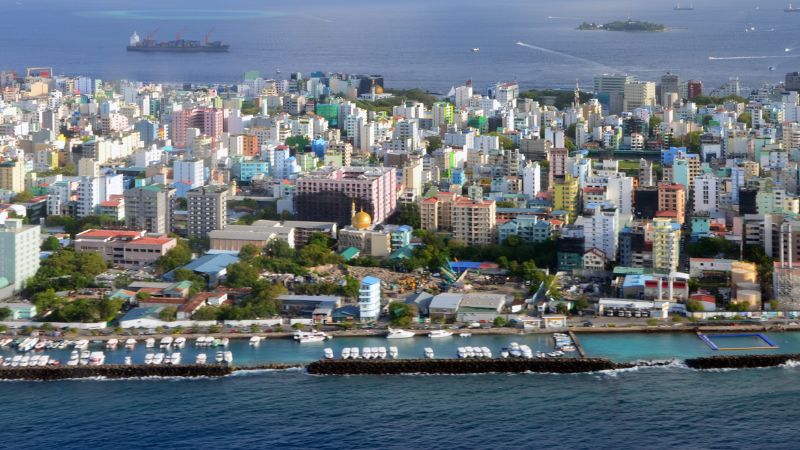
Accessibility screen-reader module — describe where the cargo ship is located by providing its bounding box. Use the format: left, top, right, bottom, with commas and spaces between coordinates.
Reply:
127, 31, 229, 53
786, 3, 800, 12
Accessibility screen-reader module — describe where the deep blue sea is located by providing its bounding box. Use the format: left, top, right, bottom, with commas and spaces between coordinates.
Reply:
1, 333, 800, 449
1, 0, 799, 91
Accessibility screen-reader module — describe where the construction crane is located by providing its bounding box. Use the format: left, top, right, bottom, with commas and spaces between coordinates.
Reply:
145, 28, 159, 41
205, 28, 215, 44
175, 28, 186, 41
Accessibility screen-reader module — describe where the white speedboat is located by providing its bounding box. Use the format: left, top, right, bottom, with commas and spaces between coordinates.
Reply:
457, 347, 467, 358
223, 351, 233, 364
38, 356, 49, 367
144, 353, 154, 365
145, 338, 155, 348
481, 347, 492, 358
220, 338, 230, 347
34, 340, 46, 351
74, 339, 89, 350
428, 330, 453, 338
500, 350, 509, 358
342, 347, 351, 359
459, 333, 472, 338
80, 350, 90, 359
124, 356, 132, 365
386, 328, 415, 339
125, 338, 136, 350
196, 353, 207, 364
215, 351, 224, 363
362, 347, 372, 359
559, 345, 577, 352
88, 352, 105, 366
294, 330, 329, 343
249, 336, 262, 346
378, 347, 387, 359
323, 348, 334, 359
106, 338, 118, 350
389, 346, 398, 359
350, 347, 360, 359
195, 336, 207, 347
173, 337, 186, 349
170, 352, 181, 365
424, 347, 435, 359
472, 347, 482, 358
509, 342, 522, 358
159, 337, 173, 349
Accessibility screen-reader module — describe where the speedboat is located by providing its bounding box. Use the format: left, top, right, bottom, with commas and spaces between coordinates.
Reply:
350, 347, 360, 359
173, 337, 186, 349
362, 347, 372, 359
106, 338, 118, 350
124, 356, 132, 365
520, 345, 533, 359
34, 340, 46, 351
153, 353, 165, 364
223, 351, 233, 364
389, 346, 399, 359
80, 350, 90, 359
159, 337, 173, 349
294, 330, 329, 343
170, 352, 181, 365
459, 333, 472, 338
196, 353, 207, 364
215, 351, 224, 363
500, 350, 509, 358
424, 347, 435, 359
249, 336, 262, 346
559, 345, 577, 352
536, 351, 547, 358
457, 347, 467, 358
144, 353, 154, 365
428, 330, 453, 338
481, 347, 492, 358
378, 347, 387, 359
509, 342, 522, 358
195, 336, 206, 346
323, 348, 334, 359
37, 356, 49, 367
220, 338, 230, 347
386, 328, 415, 339
125, 338, 136, 350
342, 347, 351, 359
145, 338, 155, 348
88, 351, 105, 366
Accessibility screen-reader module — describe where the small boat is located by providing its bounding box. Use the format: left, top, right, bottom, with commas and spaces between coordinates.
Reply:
294, 330, 329, 343
535, 351, 547, 358
28, 355, 39, 366
457, 347, 467, 358
520, 345, 533, 359
153, 353, 165, 364
74, 339, 89, 350
323, 348, 334, 359
37, 356, 49, 367
459, 333, 472, 338
342, 347, 351, 359
196, 353, 207, 364
378, 347, 387, 359
106, 338, 118, 350
424, 347, 435, 359
11, 355, 22, 367
559, 345, 577, 352
428, 330, 453, 338
249, 336, 262, 346
173, 337, 186, 349
170, 352, 181, 365
500, 350, 509, 358
223, 351, 233, 364
124, 356, 132, 365
220, 338, 230, 347
362, 347, 372, 359
145, 338, 155, 348
125, 338, 136, 350
471, 48, 480, 52
144, 353, 154, 365
88, 351, 105, 366
80, 350, 90, 359
481, 347, 492, 358
386, 328, 415, 339
350, 347, 360, 359
509, 342, 522, 358
215, 351, 224, 363
159, 337, 173, 349
195, 336, 206, 346
389, 346, 399, 359
34, 340, 46, 351
66, 359, 78, 366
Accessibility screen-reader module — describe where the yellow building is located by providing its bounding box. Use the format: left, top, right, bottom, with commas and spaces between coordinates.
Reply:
553, 174, 579, 222
653, 218, 681, 272
0, 160, 25, 193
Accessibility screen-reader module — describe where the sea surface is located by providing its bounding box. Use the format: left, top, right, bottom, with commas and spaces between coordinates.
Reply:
1, 332, 800, 449
1, 0, 798, 92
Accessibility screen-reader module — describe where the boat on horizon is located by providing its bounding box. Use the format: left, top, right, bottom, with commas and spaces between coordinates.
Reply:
786, 3, 800, 12
673, 2, 694, 10
127, 31, 230, 52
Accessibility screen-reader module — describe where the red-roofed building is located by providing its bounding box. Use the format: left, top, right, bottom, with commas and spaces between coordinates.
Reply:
74, 229, 177, 268
99, 195, 125, 221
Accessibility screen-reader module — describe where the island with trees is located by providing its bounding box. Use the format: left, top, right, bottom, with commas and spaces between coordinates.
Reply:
577, 20, 667, 32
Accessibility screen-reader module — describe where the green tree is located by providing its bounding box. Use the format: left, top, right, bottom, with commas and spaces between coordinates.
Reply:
33, 289, 65, 315
285, 135, 310, 150
0, 307, 11, 321
426, 136, 443, 151
388, 302, 417, 326
159, 306, 178, 322
11, 191, 33, 203
155, 240, 192, 273
192, 306, 219, 321
238, 244, 261, 262
41, 236, 62, 251
225, 262, 261, 288
737, 112, 752, 126
342, 276, 361, 299
264, 239, 295, 258
685, 299, 704, 312
392, 203, 421, 229
493, 316, 507, 327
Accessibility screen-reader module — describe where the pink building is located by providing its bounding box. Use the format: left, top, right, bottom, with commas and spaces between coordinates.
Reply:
171, 108, 224, 148
74, 229, 177, 269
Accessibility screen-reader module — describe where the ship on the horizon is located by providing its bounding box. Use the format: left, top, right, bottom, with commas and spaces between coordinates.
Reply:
786, 3, 800, 12
673, 2, 694, 10
127, 30, 229, 53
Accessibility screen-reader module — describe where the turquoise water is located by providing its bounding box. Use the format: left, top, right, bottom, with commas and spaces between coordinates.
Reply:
579, 332, 800, 361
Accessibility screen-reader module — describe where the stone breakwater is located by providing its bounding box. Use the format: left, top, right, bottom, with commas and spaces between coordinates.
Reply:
0, 364, 234, 380
307, 358, 630, 375
685, 354, 800, 370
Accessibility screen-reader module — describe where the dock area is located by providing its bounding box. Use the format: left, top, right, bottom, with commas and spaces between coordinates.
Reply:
568, 331, 587, 358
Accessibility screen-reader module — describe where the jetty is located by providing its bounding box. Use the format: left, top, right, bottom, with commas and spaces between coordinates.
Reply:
568, 330, 587, 358
686, 354, 800, 370
307, 358, 628, 375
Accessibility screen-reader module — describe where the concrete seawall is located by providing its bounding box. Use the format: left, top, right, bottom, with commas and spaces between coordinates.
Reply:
685, 354, 800, 370
0, 364, 234, 380
307, 358, 629, 375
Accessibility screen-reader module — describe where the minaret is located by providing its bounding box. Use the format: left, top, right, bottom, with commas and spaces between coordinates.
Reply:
574, 79, 581, 110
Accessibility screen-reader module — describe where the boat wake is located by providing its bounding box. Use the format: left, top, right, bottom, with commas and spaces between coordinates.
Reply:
515, 41, 616, 70
708, 55, 797, 60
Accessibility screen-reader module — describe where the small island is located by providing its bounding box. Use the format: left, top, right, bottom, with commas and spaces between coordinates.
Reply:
577, 19, 667, 32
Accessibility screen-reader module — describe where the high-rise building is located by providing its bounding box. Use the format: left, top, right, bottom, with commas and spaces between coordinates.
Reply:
687, 80, 703, 100
295, 166, 397, 226
593, 73, 634, 114
0, 219, 40, 291
623, 81, 656, 112
660, 73, 681, 98
173, 159, 205, 190
658, 183, 686, 224
451, 197, 497, 246
553, 174, 580, 220
786, 72, 800, 92
693, 173, 719, 213
576, 204, 619, 262
653, 218, 681, 272
358, 276, 381, 321
187, 185, 229, 238
0, 160, 25, 193
124, 184, 175, 235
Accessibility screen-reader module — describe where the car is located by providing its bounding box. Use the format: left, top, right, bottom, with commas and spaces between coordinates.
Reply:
582, 321, 594, 327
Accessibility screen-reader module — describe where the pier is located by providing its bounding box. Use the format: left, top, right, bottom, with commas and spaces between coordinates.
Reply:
307, 358, 628, 375
568, 331, 587, 358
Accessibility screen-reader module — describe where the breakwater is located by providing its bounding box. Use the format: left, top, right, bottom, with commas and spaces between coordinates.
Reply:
686, 354, 800, 370
0, 364, 233, 381
307, 358, 629, 375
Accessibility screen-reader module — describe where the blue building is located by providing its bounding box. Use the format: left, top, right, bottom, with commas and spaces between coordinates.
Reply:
661, 146, 689, 165
134, 120, 158, 147
358, 276, 381, 322
235, 160, 270, 182
451, 168, 466, 186
311, 138, 328, 158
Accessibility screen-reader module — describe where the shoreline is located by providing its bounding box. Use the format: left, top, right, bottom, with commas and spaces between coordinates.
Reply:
5, 323, 799, 342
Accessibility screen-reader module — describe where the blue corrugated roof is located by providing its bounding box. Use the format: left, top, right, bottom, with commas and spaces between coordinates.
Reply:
362, 276, 381, 285
182, 253, 240, 274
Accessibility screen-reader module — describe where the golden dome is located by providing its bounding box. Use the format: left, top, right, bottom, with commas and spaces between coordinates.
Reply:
374, 85, 384, 94
352, 209, 372, 230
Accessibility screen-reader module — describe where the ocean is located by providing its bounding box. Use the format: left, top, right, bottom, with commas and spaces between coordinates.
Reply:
1, 332, 800, 449
2, 0, 798, 92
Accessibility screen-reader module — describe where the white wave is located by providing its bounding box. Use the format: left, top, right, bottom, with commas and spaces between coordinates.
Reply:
231, 367, 304, 376
780, 359, 800, 368
708, 55, 797, 60
515, 41, 616, 70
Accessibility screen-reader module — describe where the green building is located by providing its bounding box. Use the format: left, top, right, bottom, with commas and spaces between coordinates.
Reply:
467, 116, 488, 133
315, 103, 340, 127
